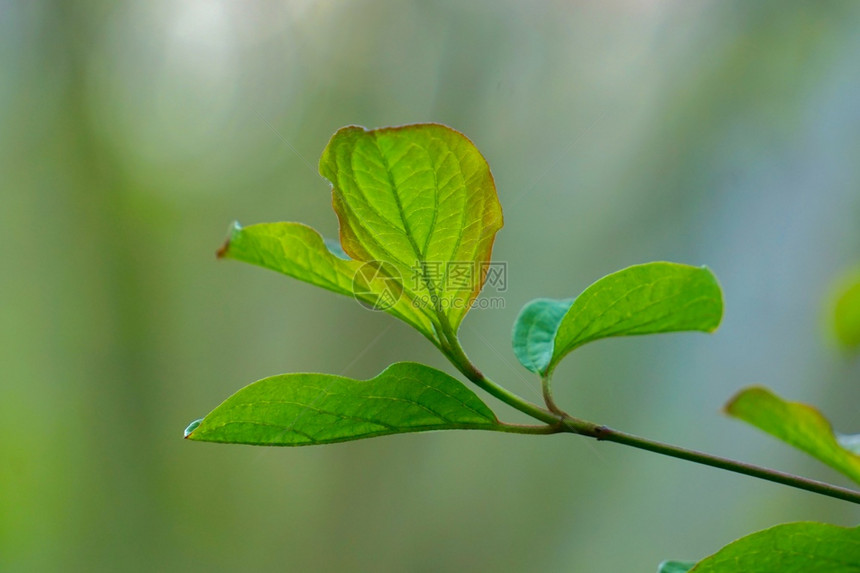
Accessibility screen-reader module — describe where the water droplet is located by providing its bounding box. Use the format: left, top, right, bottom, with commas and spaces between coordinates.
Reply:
184, 418, 204, 438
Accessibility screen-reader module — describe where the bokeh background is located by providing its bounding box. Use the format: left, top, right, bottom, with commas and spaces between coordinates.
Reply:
3, 1, 860, 571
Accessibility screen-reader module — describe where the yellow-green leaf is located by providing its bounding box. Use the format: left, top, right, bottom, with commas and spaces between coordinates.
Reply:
218, 221, 434, 337
320, 123, 503, 335
726, 386, 860, 485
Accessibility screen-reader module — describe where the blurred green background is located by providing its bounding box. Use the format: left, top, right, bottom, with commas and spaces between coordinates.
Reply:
3, 1, 860, 571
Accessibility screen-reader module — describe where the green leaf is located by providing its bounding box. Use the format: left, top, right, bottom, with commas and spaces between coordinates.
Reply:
512, 298, 574, 373
657, 561, 694, 573
725, 386, 860, 485
320, 123, 504, 335
218, 221, 435, 338
532, 262, 723, 375
185, 362, 500, 446
833, 269, 860, 351
688, 522, 860, 572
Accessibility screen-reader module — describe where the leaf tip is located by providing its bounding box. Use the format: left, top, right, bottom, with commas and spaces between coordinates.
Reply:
723, 395, 740, 416
656, 560, 695, 573
184, 418, 204, 439
723, 385, 768, 416
216, 221, 243, 259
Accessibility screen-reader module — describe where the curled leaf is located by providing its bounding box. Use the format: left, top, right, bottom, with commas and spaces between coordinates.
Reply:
512, 298, 573, 374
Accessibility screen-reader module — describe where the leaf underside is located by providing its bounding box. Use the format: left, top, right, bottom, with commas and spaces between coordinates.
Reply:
726, 386, 860, 485
186, 362, 500, 446
657, 561, 695, 573
511, 298, 573, 374
687, 522, 860, 572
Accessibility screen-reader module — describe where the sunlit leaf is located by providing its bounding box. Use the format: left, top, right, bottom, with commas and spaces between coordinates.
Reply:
185, 362, 500, 446
512, 298, 573, 373
687, 522, 860, 572
726, 386, 860, 484
657, 561, 694, 573
320, 123, 503, 335
218, 221, 434, 338
531, 262, 722, 375
832, 269, 860, 351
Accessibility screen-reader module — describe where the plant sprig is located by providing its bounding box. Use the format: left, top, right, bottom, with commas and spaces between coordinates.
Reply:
186, 123, 860, 572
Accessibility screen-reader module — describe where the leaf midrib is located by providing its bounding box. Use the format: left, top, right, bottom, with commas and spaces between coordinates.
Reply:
370, 134, 426, 262
557, 273, 714, 356
195, 420, 499, 446
367, 133, 458, 331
